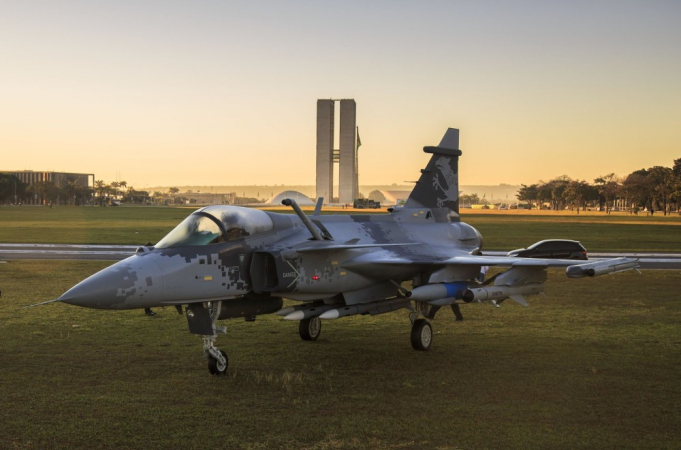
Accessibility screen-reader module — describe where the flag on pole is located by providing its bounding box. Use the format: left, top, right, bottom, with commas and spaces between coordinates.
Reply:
357, 127, 362, 149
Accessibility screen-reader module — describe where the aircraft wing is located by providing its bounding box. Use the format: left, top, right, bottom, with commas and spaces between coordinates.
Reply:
295, 242, 420, 253
341, 247, 639, 279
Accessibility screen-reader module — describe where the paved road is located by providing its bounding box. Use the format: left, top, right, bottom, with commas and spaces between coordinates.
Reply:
0, 243, 137, 261
1, 243, 680, 269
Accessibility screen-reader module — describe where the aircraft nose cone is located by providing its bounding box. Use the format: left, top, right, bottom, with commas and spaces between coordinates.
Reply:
60, 254, 164, 309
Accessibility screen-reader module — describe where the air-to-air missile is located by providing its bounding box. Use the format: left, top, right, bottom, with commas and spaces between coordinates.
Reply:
408, 282, 470, 305
462, 283, 545, 305
319, 298, 411, 320
566, 257, 640, 278
279, 302, 344, 321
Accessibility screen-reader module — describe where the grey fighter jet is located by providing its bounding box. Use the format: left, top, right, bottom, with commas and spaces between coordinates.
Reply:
33, 128, 639, 375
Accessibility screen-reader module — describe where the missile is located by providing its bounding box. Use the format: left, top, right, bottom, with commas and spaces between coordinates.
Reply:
566, 257, 640, 278
409, 282, 469, 302
276, 300, 325, 316
276, 306, 297, 317
320, 298, 410, 320
281, 303, 342, 321
462, 283, 544, 305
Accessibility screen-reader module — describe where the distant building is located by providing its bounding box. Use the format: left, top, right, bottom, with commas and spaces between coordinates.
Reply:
367, 190, 410, 206
0, 170, 94, 205
267, 190, 315, 206
180, 191, 237, 205
316, 99, 359, 204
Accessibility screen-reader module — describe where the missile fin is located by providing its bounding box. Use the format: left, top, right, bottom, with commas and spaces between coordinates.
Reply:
509, 295, 528, 306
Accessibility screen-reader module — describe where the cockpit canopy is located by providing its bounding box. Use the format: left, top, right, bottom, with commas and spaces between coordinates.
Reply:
155, 206, 274, 249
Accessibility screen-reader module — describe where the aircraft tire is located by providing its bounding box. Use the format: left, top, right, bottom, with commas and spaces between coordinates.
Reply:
411, 319, 433, 351
299, 316, 322, 341
208, 350, 228, 375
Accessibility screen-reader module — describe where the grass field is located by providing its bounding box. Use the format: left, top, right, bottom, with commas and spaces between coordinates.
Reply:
1, 261, 680, 448
1, 205, 680, 252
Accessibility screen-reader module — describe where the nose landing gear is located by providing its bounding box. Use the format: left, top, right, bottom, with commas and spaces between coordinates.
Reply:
186, 301, 229, 376
205, 338, 228, 375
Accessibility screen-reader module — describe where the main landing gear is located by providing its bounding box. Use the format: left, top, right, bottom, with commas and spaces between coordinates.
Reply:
410, 302, 433, 351
410, 318, 433, 351
299, 316, 322, 341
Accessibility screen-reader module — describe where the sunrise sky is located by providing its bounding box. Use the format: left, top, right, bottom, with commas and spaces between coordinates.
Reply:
1, 1, 679, 189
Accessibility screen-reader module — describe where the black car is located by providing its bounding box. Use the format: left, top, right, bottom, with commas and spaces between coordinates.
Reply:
507, 239, 588, 260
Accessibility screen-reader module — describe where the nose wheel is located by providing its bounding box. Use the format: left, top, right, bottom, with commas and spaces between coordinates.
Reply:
204, 336, 228, 376
207, 347, 228, 375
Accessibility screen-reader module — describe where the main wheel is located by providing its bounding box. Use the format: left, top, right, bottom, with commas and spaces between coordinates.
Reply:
208, 350, 228, 375
411, 319, 433, 351
299, 316, 322, 341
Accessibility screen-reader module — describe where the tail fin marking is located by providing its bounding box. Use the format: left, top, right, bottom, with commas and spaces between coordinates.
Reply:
405, 128, 462, 214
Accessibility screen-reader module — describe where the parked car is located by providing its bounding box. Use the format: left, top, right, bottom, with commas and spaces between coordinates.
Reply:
507, 239, 588, 260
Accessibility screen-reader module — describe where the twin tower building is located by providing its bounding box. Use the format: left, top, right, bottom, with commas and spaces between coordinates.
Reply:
315, 99, 359, 204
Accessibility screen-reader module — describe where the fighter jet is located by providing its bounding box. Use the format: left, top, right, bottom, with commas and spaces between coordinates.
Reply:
32, 128, 639, 375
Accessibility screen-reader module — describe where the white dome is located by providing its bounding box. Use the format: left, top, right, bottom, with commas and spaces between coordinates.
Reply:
266, 190, 315, 206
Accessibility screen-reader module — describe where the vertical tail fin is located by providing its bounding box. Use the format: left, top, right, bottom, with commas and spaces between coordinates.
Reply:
405, 128, 462, 213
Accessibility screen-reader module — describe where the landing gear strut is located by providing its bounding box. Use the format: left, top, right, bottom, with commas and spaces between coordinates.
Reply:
426, 303, 463, 321
186, 301, 229, 376
205, 337, 228, 375
299, 316, 322, 341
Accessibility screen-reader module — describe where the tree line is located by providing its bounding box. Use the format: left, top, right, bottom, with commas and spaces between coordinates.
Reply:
0, 175, 170, 206
0, 174, 95, 205
0, 175, 229, 206
516, 158, 681, 215
89, 181, 184, 205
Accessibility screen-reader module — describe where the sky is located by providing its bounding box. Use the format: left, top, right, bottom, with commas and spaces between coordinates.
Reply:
1, 1, 680, 190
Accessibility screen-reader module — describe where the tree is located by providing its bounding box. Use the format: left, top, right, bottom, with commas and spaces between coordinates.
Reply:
594, 173, 621, 214
564, 180, 598, 213
671, 158, 681, 212
647, 166, 674, 215
543, 176, 571, 210
536, 182, 553, 210
94, 180, 107, 206
122, 187, 150, 204
153, 191, 164, 204
622, 169, 653, 212
516, 184, 538, 208
109, 182, 120, 200
25, 183, 40, 204
61, 176, 77, 205
0, 174, 26, 204
460, 193, 480, 207
40, 181, 60, 205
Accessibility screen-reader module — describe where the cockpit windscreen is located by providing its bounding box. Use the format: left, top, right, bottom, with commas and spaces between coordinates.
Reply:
155, 206, 274, 248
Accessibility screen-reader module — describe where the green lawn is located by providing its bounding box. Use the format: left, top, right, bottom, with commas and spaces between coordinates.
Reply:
464, 215, 681, 252
1, 261, 680, 449
1, 206, 680, 252
0, 206, 191, 245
